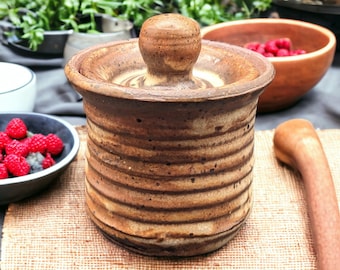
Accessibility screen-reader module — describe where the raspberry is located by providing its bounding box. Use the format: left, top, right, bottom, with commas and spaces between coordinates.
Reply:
263, 52, 274, 57
256, 44, 266, 55
5, 118, 28, 139
244, 37, 306, 58
264, 40, 279, 55
5, 140, 29, 157
42, 153, 56, 169
276, 48, 290, 57
0, 132, 11, 151
275, 38, 291, 50
28, 134, 47, 154
4, 154, 30, 177
45, 134, 64, 156
0, 163, 8, 179
244, 42, 260, 51
0, 118, 65, 178
290, 49, 306, 56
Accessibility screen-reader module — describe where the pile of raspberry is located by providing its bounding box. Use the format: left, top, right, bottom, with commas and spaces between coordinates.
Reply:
0, 118, 64, 179
244, 38, 306, 57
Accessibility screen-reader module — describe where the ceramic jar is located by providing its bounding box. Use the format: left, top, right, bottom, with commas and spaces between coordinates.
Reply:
65, 14, 275, 257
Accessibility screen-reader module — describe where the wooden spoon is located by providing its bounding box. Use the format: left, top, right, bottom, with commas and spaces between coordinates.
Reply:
273, 119, 340, 270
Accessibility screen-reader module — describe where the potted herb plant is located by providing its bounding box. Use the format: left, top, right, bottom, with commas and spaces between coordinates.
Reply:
115, 0, 272, 34
0, 0, 271, 55
0, 0, 136, 55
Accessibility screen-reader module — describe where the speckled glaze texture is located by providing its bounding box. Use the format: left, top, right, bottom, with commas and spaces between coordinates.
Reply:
65, 14, 275, 257
139, 14, 201, 83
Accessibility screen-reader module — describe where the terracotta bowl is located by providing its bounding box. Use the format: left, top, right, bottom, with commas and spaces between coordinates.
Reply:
201, 18, 336, 113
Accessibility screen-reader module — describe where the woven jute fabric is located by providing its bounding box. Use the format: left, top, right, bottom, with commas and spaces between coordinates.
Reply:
1, 127, 339, 269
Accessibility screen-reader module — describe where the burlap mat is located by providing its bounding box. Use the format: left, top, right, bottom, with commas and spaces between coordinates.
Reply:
1, 126, 340, 269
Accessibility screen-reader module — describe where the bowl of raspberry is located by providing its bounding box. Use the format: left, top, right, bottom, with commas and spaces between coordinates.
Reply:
0, 113, 80, 205
201, 18, 336, 113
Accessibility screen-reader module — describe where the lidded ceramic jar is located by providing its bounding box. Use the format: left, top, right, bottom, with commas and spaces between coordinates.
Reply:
65, 14, 274, 257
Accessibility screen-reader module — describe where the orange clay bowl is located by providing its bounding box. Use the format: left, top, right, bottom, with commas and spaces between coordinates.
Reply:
201, 18, 336, 113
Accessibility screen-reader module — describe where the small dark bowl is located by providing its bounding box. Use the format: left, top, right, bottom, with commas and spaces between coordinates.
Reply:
6, 30, 72, 58
0, 113, 80, 205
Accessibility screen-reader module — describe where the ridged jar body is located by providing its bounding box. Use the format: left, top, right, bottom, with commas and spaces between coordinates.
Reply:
84, 94, 257, 256
65, 31, 274, 256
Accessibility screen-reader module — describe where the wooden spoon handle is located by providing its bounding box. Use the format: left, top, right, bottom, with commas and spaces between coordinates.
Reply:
273, 119, 340, 270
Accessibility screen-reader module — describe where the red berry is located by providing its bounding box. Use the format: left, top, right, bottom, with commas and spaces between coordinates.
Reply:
290, 49, 306, 56
244, 42, 260, 51
4, 154, 30, 176
244, 37, 306, 58
5, 118, 28, 139
275, 38, 291, 50
0, 117, 66, 178
5, 140, 29, 157
21, 136, 31, 143
28, 134, 47, 154
0, 163, 8, 179
256, 44, 266, 55
45, 134, 64, 156
263, 52, 274, 57
0, 132, 11, 151
264, 40, 279, 54
276, 48, 290, 57
42, 153, 55, 169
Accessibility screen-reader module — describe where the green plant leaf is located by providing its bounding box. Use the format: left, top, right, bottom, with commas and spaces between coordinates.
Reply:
1, 0, 272, 50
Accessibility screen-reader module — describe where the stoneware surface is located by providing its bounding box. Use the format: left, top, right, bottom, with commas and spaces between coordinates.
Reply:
201, 18, 336, 113
65, 13, 275, 257
0, 113, 80, 205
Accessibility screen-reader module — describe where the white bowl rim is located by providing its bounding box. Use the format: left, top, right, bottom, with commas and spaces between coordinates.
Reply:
201, 18, 337, 63
0, 112, 80, 186
0, 62, 36, 95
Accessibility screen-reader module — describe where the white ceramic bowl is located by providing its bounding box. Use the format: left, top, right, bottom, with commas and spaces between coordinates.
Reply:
0, 62, 37, 112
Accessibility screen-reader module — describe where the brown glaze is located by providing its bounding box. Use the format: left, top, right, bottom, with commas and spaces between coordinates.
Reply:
65, 13, 275, 257
138, 13, 201, 87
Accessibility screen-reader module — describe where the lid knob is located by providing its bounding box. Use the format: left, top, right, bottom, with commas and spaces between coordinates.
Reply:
138, 13, 201, 87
